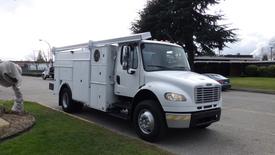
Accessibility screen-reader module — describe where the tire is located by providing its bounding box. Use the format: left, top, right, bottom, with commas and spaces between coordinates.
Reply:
133, 100, 167, 142
59, 87, 83, 113
42, 74, 47, 80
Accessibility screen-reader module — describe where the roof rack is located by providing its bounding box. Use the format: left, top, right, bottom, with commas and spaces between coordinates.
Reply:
53, 32, 151, 53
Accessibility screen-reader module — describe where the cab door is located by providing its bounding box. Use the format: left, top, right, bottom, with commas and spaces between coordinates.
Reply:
114, 44, 141, 97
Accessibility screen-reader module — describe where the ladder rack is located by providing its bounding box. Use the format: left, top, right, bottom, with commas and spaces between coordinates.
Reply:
52, 32, 151, 54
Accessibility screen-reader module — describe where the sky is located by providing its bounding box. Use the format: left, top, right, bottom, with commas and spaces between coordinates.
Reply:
0, 0, 275, 60
214, 0, 275, 56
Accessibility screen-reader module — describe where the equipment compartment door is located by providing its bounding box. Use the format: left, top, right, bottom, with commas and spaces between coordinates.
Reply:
72, 60, 89, 103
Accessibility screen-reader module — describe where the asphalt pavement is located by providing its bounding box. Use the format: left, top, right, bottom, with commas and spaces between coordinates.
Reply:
0, 76, 274, 155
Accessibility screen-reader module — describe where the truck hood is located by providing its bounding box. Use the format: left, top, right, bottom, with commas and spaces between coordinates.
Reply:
145, 71, 220, 88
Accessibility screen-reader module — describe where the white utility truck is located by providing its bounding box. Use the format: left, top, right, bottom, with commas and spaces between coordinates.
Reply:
49, 32, 222, 141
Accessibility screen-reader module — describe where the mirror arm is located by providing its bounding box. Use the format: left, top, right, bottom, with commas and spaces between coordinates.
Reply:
127, 68, 136, 74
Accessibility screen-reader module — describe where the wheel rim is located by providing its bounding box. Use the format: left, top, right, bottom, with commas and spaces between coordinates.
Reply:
62, 92, 69, 108
138, 109, 155, 135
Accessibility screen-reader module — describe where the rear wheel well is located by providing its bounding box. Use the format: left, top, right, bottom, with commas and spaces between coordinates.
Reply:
131, 89, 164, 121
59, 84, 71, 106
59, 83, 83, 112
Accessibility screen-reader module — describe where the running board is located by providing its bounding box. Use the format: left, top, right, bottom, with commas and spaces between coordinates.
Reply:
108, 111, 129, 120
107, 101, 132, 120
112, 102, 132, 110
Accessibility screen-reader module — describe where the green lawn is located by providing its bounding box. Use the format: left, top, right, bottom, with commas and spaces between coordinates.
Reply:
0, 101, 170, 155
230, 77, 275, 92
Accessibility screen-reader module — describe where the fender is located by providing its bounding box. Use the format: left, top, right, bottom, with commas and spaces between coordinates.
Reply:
55, 79, 72, 94
138, 81, 193, 108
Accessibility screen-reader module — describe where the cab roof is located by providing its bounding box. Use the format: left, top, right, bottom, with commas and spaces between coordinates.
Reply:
141, 40, 182, 48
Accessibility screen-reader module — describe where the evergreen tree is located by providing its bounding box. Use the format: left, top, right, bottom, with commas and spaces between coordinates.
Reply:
131, 0, 237, 70
262, 54, 268, 61
36, 50, 46, 63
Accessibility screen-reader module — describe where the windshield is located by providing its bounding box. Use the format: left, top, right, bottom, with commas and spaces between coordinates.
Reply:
141, 43, 190, 72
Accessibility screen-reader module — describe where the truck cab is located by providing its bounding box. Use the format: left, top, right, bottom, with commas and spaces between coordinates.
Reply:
42, 66, 54, 80
51, 32, 221, 142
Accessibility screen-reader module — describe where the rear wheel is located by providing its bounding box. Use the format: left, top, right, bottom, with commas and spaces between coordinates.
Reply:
133, 100, 167, 142
59, 87, 83, 113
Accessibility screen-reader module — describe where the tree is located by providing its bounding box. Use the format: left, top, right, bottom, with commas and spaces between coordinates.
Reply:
131, 0, 237, 70
262, 54, 268, 61
36, 50, 46, 63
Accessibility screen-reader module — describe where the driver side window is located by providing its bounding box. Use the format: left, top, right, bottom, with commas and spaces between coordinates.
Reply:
120, 45, 138, 70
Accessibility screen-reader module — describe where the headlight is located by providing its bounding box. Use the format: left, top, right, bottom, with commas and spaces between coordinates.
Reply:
164, 92, 186, 102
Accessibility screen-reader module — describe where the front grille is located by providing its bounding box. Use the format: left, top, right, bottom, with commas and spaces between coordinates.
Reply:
195, 86, 221, 104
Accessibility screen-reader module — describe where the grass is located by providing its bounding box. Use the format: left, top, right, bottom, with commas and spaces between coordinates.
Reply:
230, 77, 275, 92
0, 100, 170, 155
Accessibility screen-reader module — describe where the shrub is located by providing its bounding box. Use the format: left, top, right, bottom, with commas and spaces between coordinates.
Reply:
245, 65, 258, 76
257, 66, 269, 77
267, 65, 275, 77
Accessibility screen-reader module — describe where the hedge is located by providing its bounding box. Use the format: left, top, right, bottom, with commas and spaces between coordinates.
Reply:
245, 65, 258, 76
268, 65, 275, 77
245, 65, 275, 77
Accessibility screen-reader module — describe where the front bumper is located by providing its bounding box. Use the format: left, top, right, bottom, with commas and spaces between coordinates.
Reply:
222, 84, 231, 91
165, 108, 221, 128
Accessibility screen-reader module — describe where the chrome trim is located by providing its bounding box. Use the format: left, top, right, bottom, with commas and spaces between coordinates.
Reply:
138, 110, 155, 134
195, 86, 221, 104
165, 113, 191, 128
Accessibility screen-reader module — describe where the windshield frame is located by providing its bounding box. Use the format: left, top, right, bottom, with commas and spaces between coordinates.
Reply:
140, 42, 191, 72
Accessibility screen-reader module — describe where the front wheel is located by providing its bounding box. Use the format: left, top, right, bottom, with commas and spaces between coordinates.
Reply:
133, 100, 167, 142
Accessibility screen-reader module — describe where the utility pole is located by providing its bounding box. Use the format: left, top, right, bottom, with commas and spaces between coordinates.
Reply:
39, 39, 53, 66
271, 47, 273, 61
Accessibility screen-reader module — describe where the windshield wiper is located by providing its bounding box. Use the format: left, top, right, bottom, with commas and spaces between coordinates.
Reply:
147, 65, 171, 69
171, 66, 188, 71
147, 65, 189, 71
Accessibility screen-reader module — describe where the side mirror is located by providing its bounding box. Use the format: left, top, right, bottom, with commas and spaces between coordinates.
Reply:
122, 45, 137, 74
122, 46, 130, 70
122, 61, 128, 70
127, 68, 136, 74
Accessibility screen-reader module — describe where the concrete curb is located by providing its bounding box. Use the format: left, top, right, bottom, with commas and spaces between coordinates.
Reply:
34, 102, 166, 152
230, 88, 275, 95
36, 102, 96, 125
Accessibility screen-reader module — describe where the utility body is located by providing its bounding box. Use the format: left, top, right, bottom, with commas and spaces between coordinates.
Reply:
50, 32, 222, 141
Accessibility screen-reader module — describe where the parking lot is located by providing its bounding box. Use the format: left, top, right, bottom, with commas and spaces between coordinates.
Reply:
0, 76, 275, 155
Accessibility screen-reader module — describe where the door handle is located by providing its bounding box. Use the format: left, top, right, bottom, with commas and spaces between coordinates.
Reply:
116, 75, 120, 85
